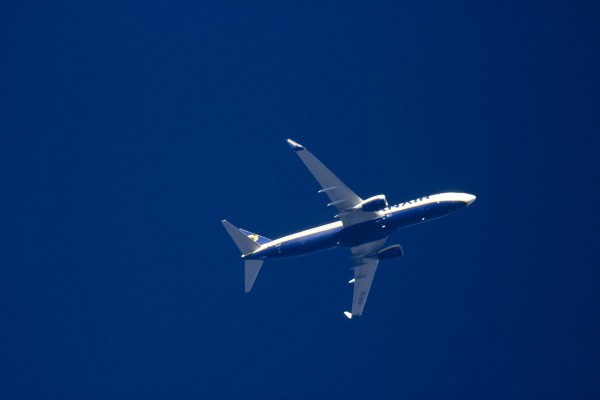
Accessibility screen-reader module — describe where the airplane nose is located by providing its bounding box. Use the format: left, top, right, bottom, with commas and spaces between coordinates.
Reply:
464, 194, 476, 205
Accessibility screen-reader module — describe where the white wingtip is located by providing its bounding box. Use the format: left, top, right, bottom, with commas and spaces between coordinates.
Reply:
286, 138, 304, 151
343, 311, 353, 319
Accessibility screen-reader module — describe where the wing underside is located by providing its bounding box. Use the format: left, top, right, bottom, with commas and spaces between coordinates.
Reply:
346, 237, 387, 318
287, 139, 379, 226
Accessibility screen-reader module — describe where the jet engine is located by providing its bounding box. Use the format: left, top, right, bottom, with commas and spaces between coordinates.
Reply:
373, 244, 404, 260
352, 195, 388, 212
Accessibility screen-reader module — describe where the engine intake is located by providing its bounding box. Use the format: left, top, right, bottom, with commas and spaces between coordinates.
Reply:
352, 195, 388, 212
373, 244, 404, 260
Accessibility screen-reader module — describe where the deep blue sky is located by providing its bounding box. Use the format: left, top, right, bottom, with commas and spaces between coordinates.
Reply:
1, 1, 599, 398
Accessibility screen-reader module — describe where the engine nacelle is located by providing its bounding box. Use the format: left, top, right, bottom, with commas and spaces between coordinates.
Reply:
374, 244, 404, 260
352, 195, 388, 212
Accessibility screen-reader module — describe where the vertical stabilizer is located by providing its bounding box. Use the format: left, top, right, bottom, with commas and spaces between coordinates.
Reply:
244, 260, 264, 292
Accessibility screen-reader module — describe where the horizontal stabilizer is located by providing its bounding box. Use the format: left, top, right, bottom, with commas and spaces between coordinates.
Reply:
221, 220, 260, 255
245, 260, 264, 292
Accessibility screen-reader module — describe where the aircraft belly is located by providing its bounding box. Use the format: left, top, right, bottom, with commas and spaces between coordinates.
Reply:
250, 228, 340, 260
252, 202, 467, 259
279, 231, 339, 258
337, 218, 394, 248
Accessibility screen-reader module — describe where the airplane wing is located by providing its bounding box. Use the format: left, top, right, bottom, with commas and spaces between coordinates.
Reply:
344, 237, 388, 318
287, 139, 377, 226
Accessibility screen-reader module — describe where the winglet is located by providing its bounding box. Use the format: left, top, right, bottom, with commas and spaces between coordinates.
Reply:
286, 138, 304, 152
343, 311, 353, 319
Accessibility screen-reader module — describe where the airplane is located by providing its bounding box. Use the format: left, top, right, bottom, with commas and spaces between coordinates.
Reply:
222, 139, 476, 318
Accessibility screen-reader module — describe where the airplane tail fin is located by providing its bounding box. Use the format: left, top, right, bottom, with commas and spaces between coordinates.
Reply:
221, 220, 266, 292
